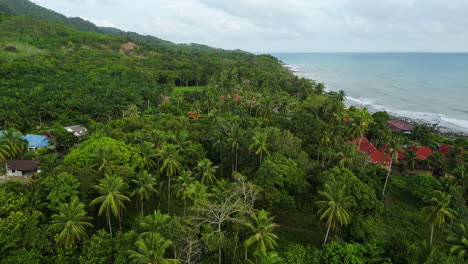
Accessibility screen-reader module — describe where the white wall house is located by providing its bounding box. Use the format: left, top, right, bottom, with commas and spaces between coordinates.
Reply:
64, 125, 87, 137
6, 160, 40, 178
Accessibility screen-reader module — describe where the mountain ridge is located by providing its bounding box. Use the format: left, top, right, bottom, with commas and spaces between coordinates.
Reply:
0, 0, 240, 53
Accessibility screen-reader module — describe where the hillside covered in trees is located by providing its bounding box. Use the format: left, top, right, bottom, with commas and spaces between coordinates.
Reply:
0, 3, 467, 264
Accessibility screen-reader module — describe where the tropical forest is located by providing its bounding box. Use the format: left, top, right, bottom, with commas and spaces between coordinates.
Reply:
0, 1, 467, 263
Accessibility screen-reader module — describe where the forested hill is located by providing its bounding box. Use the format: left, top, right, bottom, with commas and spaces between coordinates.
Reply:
0, 11, 308, 131
0, 0, 231, 51
1, 3, 467, 264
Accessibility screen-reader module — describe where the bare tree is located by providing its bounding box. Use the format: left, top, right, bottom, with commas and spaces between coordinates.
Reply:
179, 236, 204, 264
195, 192, 252, 264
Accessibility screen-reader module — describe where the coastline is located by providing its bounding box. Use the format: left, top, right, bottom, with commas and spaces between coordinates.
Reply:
280, 61, 468, 139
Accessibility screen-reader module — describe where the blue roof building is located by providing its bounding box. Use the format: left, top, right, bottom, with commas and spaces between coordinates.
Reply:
0, 131, 52, 150
22, 134, 51, 149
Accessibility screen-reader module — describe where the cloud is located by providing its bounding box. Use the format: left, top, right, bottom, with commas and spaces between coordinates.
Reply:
29, 0, 468, 52
80, 16, 118, 28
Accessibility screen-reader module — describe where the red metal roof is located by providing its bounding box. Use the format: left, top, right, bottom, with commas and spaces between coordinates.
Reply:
416, 147, 433, 157
387, 120, 414, 132
369, 151, 392, 165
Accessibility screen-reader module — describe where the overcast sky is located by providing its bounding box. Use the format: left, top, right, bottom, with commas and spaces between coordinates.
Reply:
30, 0, 468, 52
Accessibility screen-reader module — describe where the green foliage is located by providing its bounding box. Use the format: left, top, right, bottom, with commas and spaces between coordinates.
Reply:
405, 173, 441, 200
0, 210, 47, 261
64, 137, 143, 170
253, 153, 306, 207
43, 172, 80, 208
79, 230, 113, 264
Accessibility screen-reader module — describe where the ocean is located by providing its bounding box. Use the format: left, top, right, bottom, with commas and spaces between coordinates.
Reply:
272, 53, 468, 135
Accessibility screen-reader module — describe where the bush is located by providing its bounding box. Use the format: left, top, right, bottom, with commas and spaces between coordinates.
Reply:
405, 173, 440, 200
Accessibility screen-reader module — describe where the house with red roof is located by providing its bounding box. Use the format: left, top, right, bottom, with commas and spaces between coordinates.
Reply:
408, 146, 433, 160
369, 151, 392, 166
388, 120, 414, 134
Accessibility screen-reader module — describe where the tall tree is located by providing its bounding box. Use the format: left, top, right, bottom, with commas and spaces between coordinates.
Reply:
422, 191, 457, 244
382, 136, 403, 196
315, 181, 353, 244
128, 232, 180, 264
90, 175, 131, 237
244, 210, 278, 260
136, 142, 157, 170
174, 170, 194, 217
140, 210, 171, 237
159, 144, 182, 214
194, 158, 219, 186
249, 132, 270, 164
131, 171, 158, 216
48, 196, 93, 248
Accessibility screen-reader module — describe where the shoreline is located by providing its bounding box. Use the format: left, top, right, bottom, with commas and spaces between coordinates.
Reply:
280, 61, 468, 139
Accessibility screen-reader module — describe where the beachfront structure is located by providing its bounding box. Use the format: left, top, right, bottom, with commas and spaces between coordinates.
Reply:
64, 125, 87, 137
5, 160, 40, 177
387, 120, 414, 134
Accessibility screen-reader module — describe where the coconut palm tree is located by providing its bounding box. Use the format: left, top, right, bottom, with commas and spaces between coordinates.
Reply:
159, 144, 182, 214
446, 223, 468, 260
227, 122, 244, 172
140, 210, 171, 237
136, 142, 157, 170
382, 136, 403, 196
131, 171, 158, 216
249, 132, 270, 164
128, 232, 180, 264
315, 181, 353, 244
247, 251, 283, 264
174, 170, 194, 217
90, 175, 131, 237
422, 191, 457, 244
0, 129, 27, 161
244, 210, 278, 260
91, 147, 113, 172
48, 196, 93, 248
416, 240, 439, 264
188, 181, 210, 207
194, 158, 219, 186
405, 150, 417, 172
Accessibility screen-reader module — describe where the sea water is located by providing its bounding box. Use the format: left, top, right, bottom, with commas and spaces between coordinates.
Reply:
272, 53, 468, 134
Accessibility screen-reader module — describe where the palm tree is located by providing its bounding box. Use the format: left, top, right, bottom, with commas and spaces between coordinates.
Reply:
188, 181, 210, 207
128, 232, 180, 264
90, 175, 131, 237
194, 158, 219, 186
227, 123, 244, 172
0, 129, 27, 161
244, 210, 279, 260
159, 144, 182, 214
416, 240, 439, 264
247, 251, 283, 264
174, 170, 194, 217
249, 132, 270, 164
48, 196, 93, 248
422, 191, 457, 244
91, 147, 113, 172
382, 136, 403, 196
315, 181, 353, 244
405, 150, 417, 172
446, 223, 468, 260
131, 171, 158, 216
137, 142, 157, 170
140, 210, 171, 237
